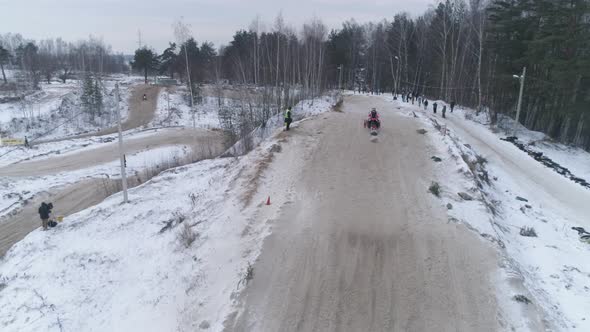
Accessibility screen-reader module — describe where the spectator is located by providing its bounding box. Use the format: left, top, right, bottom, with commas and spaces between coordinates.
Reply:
38, 202, 53, 231
442, 105, 447, 118
450, 100, 456, 113
424, 99, 428, 110
284, 106, 293, 131
433, 102, 438, 114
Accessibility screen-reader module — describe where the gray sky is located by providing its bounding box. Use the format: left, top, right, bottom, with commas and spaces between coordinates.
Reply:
1, 0, 433, 54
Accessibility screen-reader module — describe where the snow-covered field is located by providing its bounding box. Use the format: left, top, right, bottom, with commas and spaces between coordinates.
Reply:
384, 94, 590, 331
0, 94, 340, 331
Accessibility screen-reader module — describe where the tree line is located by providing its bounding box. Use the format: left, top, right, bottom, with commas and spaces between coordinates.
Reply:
3, 0, 589, 149
0, 33, 128, 90
323, 0, 589, 149
129, 2, 589, 149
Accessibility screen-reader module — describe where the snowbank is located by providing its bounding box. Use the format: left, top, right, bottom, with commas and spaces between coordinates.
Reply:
225, 93, 341, 156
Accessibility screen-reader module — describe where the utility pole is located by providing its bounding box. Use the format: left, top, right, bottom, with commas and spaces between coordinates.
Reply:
115, 83, 128, 203
137, 30, 142, 49
338, 65, 343, 90
513, 66, 526, 136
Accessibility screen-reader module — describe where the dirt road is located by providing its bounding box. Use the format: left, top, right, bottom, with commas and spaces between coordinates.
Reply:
0, 127, 225, 177
228, 95, 500, 331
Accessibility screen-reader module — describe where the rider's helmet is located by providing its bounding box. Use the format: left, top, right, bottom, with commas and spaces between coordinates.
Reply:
371, 108, 377, 118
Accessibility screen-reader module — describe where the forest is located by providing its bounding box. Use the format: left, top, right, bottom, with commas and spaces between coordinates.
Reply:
1, 0, 589, 149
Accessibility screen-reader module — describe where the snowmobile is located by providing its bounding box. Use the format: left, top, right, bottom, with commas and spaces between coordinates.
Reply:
142, 94, 147, 101
364, 108, 380, 137
365, 119, 379, 136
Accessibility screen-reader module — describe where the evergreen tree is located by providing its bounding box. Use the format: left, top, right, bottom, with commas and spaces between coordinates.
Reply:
93, 79, 103, 117
159, 43, 178, 78
0, 45, 10, 84
131, 47, 159, 84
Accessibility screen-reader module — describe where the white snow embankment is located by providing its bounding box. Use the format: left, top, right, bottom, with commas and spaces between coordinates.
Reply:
400, 99, 590, 331
0, 94, 339, 331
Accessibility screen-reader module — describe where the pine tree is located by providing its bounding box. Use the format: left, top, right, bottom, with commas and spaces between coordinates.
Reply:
131, 47, 159, 84
93, 79, 103, 117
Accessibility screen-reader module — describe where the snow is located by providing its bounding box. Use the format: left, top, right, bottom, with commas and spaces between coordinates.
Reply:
225, 93, 340, 156
382, 95, 590, 331
0, 94, 338, 332
0, 82, 77, 123
0, 78, 133, 141
151, 87, 220, 129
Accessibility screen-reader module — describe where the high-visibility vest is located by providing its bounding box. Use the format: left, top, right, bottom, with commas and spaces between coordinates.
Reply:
285, 109, 292, 119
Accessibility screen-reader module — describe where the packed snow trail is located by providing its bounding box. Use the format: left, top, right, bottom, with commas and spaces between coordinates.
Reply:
228, 95, 501, 331
0, 128, 225, 177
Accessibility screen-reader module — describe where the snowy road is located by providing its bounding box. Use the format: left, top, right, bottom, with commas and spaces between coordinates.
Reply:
0, 127, 225, 177
443, 113, 590, 227
228, 95, 501, 331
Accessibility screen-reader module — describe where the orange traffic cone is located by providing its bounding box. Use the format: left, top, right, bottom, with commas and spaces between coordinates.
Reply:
266, 196, 271, 205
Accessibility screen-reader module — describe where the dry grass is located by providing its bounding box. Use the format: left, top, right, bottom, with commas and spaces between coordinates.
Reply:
513, 294, 532, 304
520, 226, 538, 237
179, 222, 198, 248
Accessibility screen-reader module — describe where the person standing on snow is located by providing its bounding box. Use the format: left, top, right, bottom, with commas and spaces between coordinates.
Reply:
424, 99, 428, 110
450, 101, 456, 113
442, 105, 447, 118
433, 102, 438, 114
284, 106, 293, 131
38, 202, 53, 231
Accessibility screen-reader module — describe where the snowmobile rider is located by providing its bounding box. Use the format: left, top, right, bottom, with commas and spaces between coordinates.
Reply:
142, 93, 147, 101
367, 108, 381, 129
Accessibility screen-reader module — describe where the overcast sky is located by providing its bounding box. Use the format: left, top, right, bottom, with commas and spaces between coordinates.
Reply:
1, 0, 434, 54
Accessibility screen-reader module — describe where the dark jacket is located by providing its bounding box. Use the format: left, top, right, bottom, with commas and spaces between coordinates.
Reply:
284, 109, 292, 122
38, 202, 52, 219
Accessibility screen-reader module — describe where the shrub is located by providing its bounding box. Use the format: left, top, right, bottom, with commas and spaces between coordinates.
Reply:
429, 182, 441, 197
179, 222, 198, 248
513, 294, 532, 304
519, 226, 537, 237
